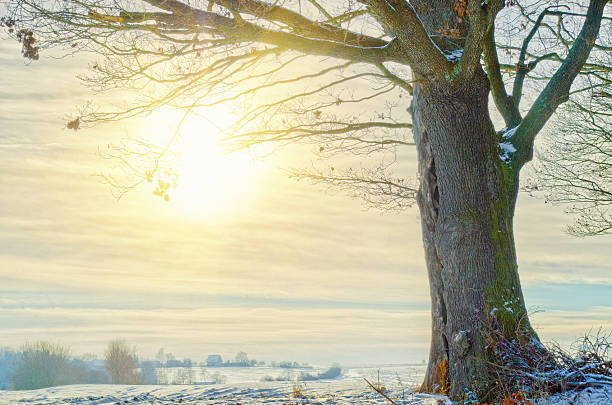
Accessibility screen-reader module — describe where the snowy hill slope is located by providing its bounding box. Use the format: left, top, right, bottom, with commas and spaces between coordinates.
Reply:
0, 380, 452, 405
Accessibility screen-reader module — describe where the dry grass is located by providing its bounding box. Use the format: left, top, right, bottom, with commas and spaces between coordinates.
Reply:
292, 382, 306, 399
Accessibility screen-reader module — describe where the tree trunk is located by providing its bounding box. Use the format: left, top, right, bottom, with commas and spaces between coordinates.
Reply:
410, 69, 538, 399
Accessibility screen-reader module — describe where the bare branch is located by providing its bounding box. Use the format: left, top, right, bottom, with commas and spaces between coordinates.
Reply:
375, 62, 414, 94
511, 6, 574, 106
289, 165, 417, 211
531, 91, 611, 237
483, 25, 521, 128
511, 0, 609, 168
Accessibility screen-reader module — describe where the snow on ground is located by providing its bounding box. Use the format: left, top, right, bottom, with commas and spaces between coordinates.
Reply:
0, 379, 451, 405
2, 381, 611, 405
0, 364, 610, 404
541, 386, 612, 405
0, 365, 453, 404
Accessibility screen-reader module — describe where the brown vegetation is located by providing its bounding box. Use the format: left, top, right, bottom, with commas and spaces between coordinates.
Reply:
105, 339, 140, 384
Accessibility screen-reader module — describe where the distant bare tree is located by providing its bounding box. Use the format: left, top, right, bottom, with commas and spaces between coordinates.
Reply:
234, 351, 249, 364
105, 340, 140, 384
155, 347, 166, 366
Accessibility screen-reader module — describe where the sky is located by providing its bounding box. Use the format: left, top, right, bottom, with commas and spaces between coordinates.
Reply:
0, 35, 611, 367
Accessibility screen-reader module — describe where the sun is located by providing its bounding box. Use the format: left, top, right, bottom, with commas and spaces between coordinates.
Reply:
164, 113, 267, 220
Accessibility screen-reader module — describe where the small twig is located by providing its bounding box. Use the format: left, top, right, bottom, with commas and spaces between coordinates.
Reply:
364, 377, 397, 405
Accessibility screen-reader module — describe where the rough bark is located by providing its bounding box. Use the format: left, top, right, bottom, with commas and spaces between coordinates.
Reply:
411, 69, 537, 399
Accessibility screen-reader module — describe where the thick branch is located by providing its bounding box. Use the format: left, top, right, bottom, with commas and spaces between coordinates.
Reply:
359, 0, 450, 80
215, 0, 387, 48
141, 0, 395, 63
458, 0, 505, 81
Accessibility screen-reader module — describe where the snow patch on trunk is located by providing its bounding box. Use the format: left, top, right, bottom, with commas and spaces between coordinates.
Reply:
499, 141, 517, 163
502, 125, 519, 140
442, 49, 463, 63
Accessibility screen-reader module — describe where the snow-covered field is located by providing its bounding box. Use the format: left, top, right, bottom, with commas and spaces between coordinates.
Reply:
0, 364, 449, 404
0, 380, 452, 405
154, 364, 426, 386
0, 365, 610, 404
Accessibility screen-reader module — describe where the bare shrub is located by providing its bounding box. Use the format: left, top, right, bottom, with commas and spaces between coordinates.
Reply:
487, 329, 612, 401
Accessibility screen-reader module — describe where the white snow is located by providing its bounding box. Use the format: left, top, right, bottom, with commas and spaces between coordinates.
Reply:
499, 141, 517, 163
1, 365, 610, 404
541, 386, 612, 404
499, 142, 517, 154
0, 365, 453, 404
443, 49, 463, 63
384, 0, 397, 12
1, 380, 610, 404
502, 125, 519, 140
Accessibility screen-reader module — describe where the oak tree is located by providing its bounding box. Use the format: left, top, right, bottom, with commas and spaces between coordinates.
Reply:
3, 0, 610, 399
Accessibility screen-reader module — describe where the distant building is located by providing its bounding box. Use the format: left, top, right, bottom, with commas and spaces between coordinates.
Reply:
206, 354, 223, 366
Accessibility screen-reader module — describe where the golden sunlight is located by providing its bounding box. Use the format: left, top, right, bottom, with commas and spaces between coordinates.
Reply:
166, 113, 267, 220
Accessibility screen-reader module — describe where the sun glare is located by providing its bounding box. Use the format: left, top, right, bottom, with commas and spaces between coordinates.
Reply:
164, 113, 266, 220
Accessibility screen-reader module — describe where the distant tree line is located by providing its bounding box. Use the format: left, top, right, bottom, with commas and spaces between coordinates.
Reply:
0, 340, 137, 390
0, 342, 316, 390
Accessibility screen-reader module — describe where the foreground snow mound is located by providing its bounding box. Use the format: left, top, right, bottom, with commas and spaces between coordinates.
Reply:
0, 381, 452, 404
2, 382, 609, 404
541, 386, 612, 405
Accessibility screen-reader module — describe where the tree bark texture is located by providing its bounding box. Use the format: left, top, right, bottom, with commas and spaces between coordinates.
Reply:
411, 71, 537, 399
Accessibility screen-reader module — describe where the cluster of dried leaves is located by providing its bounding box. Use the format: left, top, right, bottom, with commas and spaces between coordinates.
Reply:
1, 17, 40, 61
15, 29, 39, 60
